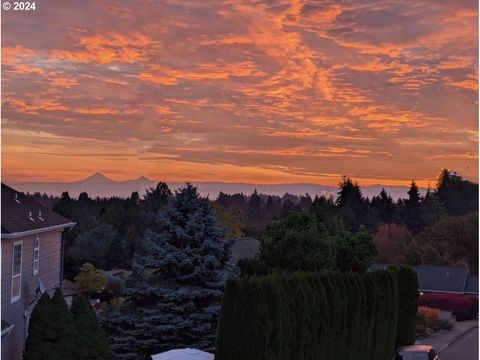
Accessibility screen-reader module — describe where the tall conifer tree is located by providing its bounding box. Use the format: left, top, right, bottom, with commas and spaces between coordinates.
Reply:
25, 289, 77, 360
24, 293, 54, 360
103, 184, 231, 359
72, 296, 112, 360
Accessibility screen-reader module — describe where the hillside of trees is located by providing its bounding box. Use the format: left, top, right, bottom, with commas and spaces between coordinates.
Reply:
28, 168, 478, 279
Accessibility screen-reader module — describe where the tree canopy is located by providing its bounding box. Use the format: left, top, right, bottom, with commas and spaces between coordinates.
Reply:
103, 184, 232, 359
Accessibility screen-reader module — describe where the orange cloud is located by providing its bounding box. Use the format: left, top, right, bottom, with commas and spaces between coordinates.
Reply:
449, 78, 479, 91
5, 99, 68, 114
74, 107, 119, 115
139, 61, 264, 85
1, 0, 478, 185
56, 33, 152, 64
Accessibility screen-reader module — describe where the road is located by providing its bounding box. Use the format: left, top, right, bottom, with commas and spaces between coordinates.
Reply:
440, 327, 478, 360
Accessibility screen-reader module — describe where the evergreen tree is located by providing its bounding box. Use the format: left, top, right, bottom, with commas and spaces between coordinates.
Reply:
280, 199, 298, 218
248, 190, 263, 220
259, 212, 336, 272
72, 296, 112, 360
143, 182, 172, 214
371, 189, 395, 224
103, 184, 231, 359
392, 266, 419, 349
26, 289, 78, 360
407, 180, 421, 204
230, 193, 247, 210
310, 195, 340, 234
435, 168, 478, 215
405, 180, 423, 233
420, 190, 446, 228
264, 195, 281, 220
53, 191, 73, 218
335, 227, 378, 273
72, 224, 125, 270
49, 288, 78, 359
24, 293, 54, 360
336, 176, 365, 231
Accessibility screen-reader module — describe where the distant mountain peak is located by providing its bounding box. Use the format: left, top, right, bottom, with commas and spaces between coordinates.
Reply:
84, 172, 112, 183
136, 176, 152, 182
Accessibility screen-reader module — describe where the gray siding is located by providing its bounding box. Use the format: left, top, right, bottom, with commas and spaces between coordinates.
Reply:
1, 230, 63, 360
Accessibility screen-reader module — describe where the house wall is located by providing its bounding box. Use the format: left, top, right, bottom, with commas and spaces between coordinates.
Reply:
1, 230, 63, 360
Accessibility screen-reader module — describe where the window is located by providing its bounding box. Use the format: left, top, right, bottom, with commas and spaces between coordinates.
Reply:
11, 241, 23, 303
33, 237, 40, 275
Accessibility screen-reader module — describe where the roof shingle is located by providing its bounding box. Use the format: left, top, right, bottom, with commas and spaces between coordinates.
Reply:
1, 183, 74, 236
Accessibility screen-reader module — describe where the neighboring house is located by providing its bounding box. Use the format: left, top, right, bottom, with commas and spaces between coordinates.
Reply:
104, 268, 130, 283
1, 184, 75, 360
370, 263, 479, 295
228, 237, 260, 267
62, 279, 78, 307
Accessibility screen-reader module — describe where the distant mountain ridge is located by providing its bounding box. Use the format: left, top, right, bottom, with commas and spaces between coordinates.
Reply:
8, 173, 425, 200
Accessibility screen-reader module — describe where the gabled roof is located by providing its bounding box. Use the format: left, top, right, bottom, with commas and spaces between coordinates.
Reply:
1, 183, 75, 238
369, 263, 477, 295
228, 237, 260, 266
414, 265, 468, 294
62, 279, 77, 297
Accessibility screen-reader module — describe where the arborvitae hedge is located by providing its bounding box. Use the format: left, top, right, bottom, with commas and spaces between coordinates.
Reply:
71, 296, 112, 360
24, 291, 112, 360
216, 268, 418, 360
392, 266, 419, 349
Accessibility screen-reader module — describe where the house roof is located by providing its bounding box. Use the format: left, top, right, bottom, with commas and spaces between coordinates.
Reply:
414, 265, 468, 294
62, 279, 77, 297
229, 237, 260, 265
369, 263, 389, 272
1, 183, 75, 238
369, 263, 477, 295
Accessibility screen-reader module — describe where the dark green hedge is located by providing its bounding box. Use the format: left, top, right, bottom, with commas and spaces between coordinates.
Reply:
216, 268, 417, 360
391, 266, 419, 349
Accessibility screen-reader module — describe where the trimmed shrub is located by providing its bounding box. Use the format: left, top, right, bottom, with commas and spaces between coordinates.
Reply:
419, 293, 478, 321
71, 296, 112, 360
25, 290, 111, 360
215, 281, 240, 360
418, 306, 440, 322
238, 258, 268, 277
416, 312, 427, 337
24, 293, 55, 360
391, 265, 419, 349
417, 307, 455, 334
433, 311, 455, 331
216, 270, 406, 360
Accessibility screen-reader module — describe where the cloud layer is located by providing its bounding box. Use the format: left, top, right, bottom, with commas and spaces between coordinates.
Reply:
2, 0, 478, 186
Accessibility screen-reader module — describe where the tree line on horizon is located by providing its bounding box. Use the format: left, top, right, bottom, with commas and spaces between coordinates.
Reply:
28, 168, 478, 279
22, 170, 477, 359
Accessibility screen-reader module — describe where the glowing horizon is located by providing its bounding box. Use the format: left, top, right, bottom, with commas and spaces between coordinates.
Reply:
2, 0, 478, 187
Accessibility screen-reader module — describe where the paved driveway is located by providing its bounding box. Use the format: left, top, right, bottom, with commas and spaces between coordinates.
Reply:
440, 327, 478, 360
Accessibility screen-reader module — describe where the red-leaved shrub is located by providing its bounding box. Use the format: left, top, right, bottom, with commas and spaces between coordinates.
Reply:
419, 293, 478, 321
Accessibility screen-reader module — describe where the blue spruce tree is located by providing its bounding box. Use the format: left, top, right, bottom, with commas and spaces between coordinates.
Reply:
103, 184, 231, 359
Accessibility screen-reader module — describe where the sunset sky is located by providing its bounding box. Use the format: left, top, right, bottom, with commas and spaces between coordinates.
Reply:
1, 0, 478, 187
